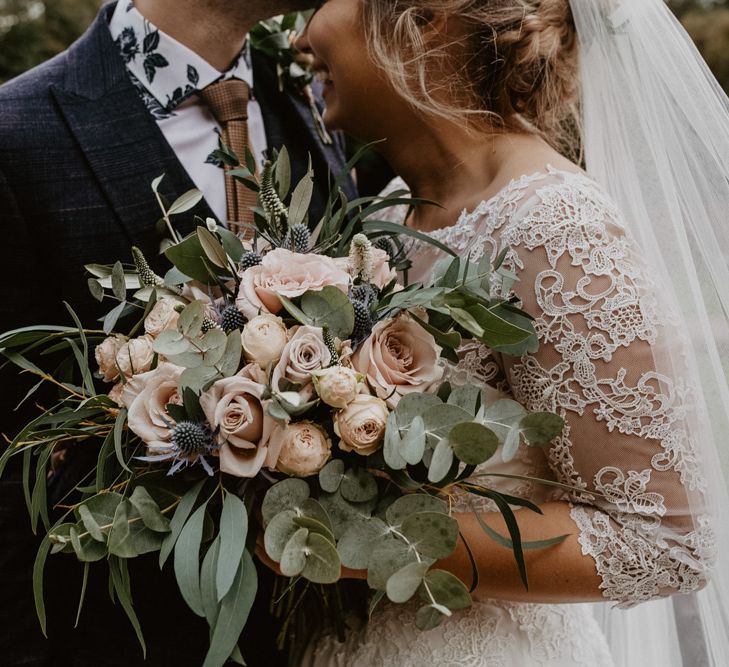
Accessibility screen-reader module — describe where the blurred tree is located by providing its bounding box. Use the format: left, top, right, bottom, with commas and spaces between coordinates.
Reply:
0, 0, 104, 84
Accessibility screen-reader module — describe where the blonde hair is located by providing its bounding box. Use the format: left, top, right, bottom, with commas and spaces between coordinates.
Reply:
362, 0, 580, 155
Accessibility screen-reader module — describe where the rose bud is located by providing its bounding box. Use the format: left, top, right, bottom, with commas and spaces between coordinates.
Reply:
334, 394, 389, 456
241, 313, 288, 367
143, 298, 180, 337
95, 335, 128, 382
311, 366, 362, 409
274, 421, 332, 477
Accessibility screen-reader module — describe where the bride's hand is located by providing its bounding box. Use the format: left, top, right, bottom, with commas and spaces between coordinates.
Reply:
254, 534, 367, 580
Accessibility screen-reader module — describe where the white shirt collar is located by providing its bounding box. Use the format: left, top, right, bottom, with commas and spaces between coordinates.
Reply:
109, 0, 252, 112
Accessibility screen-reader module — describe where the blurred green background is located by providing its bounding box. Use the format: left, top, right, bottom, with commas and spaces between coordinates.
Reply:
1, 0, 728, 90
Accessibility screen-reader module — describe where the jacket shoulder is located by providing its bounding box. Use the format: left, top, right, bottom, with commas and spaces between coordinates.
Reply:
0, 51, 68, 105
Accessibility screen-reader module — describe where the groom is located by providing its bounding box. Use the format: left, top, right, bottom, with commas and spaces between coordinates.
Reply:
0, 1, 352, 665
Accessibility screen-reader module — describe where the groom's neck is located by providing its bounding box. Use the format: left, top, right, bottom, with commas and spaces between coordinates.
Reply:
133, 0, 269, 71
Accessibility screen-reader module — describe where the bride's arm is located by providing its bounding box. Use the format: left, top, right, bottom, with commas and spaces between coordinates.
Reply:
437, 181, 713, 605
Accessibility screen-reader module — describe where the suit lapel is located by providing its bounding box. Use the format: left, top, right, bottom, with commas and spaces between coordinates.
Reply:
52, 3, 214, 245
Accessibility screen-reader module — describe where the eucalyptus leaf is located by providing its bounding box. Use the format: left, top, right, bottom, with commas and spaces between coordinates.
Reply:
401, 512, 459, 560
428, 438, 454, 483
160, 479, 206, 568
173, 503, 208, 617
301, 532, 341, 584
168, 189, 204, 216
200, 537, 221, 627
394, 393, 443, 428
420, 569, 471, 610
216, 493, 248, 602
401, 416, 426, 466
383, 411, 407, 470
197, 226, 229, 270
300, 287, 355, 340
520, 412, 565, 446
129, 486, 171, 533
447, 385, 481, 415
280, 527, 308, 577
262, 478, 310, 525
415, 604, 445, 631
386, 561, 430, 604
385, 494, 447, 528
319, 459, 345, 493
178, 301, 206, 338
367, 536, 419, 591
111, 261, 127, 301
450, 422, 499, 466
203, 551, 257, 667
288, 163, 314, 227
264, 510, 298, 561
337, 517, 388, 569
340, 467, 378, 503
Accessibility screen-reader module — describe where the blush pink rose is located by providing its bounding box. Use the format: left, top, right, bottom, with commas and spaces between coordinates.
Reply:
200, 371, 277, 478
353, 313, 443, 408
235, 248, 350, 319
124, 363, 184, 449
271, 325, 332, 401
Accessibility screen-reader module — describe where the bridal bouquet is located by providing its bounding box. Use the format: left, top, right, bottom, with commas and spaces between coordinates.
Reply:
0, 146, 565, 666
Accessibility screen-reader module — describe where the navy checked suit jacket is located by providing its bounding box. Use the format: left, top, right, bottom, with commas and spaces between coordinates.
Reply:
0, 4, 354, 665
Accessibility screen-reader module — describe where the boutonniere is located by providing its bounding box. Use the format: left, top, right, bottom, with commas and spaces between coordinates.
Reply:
250, 12, 334, 145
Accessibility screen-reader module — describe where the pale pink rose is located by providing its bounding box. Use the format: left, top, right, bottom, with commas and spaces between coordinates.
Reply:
144, 298, 180, 337
235, 248, 350, 320
353, 313, 443, 408
116, 335, 156, 378
271, 326, 331, 401
312, 366, 362, 409
241, 314, 289, 367
200, 372, 277, 478
125, 363, 184, 449
273, 422, 332, 477
95, 335, 127, 383
334, 394, 388, 456
108, 382, 125, 407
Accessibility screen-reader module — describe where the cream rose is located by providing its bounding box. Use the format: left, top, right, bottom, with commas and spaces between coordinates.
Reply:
353, 313, 443, 407
144, 298, 180, 337
312, 366, 362, 409
116, 335, 156, 378
125, 363, 184, 449
272, 326, 332, 401
200, 372, 277, 478
273, 421, 332, 477
334, 394, 388, 456
241, 314, 288, 367
95, 335, 127, 383
235, 248, 350, 319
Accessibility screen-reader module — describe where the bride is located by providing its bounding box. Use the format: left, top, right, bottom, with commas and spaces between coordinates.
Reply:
282, 0, 729, 664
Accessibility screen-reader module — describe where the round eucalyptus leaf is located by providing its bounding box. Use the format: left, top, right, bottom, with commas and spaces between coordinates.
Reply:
299, 498, 334, 532
447, 385, 481, 415
262, 478, 310, 525
450, 422, 499, 465
293, 515, 336, 545
415, 604, 445, 631
152, 330, 191, 357
300, 287, 355, 340
385, 494, 447, 528
263, 509, 298, 561
401, 511, 459, 559
428, 438, 455, 483
401, 416, 426, 466
423, 404, 474, 438
386, 561, 430, 604
280, 527, 309, 577
301, 533, 341, 584
319, 459, 345, 493
384, 411, 407, 470
481, 399, 528, 441
337, 517, 388, 569
520, 412, 565, 445
340, 468, 378, 503
319, 490, 376, 539
367, 535, 419, 591
420, 569, 472, 611
395, 393, 442, 428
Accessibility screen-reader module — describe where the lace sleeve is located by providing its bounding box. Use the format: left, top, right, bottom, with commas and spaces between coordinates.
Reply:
492, 174, 715, 607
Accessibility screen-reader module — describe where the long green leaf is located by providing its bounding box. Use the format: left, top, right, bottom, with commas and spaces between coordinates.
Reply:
363, 220, 457, 257
216, 492, 248, 602
113, 408, 131, 473
483, 493, 528, 590
75, 562, 90, 628
109, 556, 147, 657
203, 551, 258, 667
32, 535, 52, 636
173, 502, 208, 617
159, 479, 206, 567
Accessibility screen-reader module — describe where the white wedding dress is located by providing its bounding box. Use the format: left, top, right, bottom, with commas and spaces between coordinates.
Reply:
301, 167, 714, 667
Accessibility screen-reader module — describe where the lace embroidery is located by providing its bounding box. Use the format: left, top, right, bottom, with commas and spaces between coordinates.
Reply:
401, 168, 712, 606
